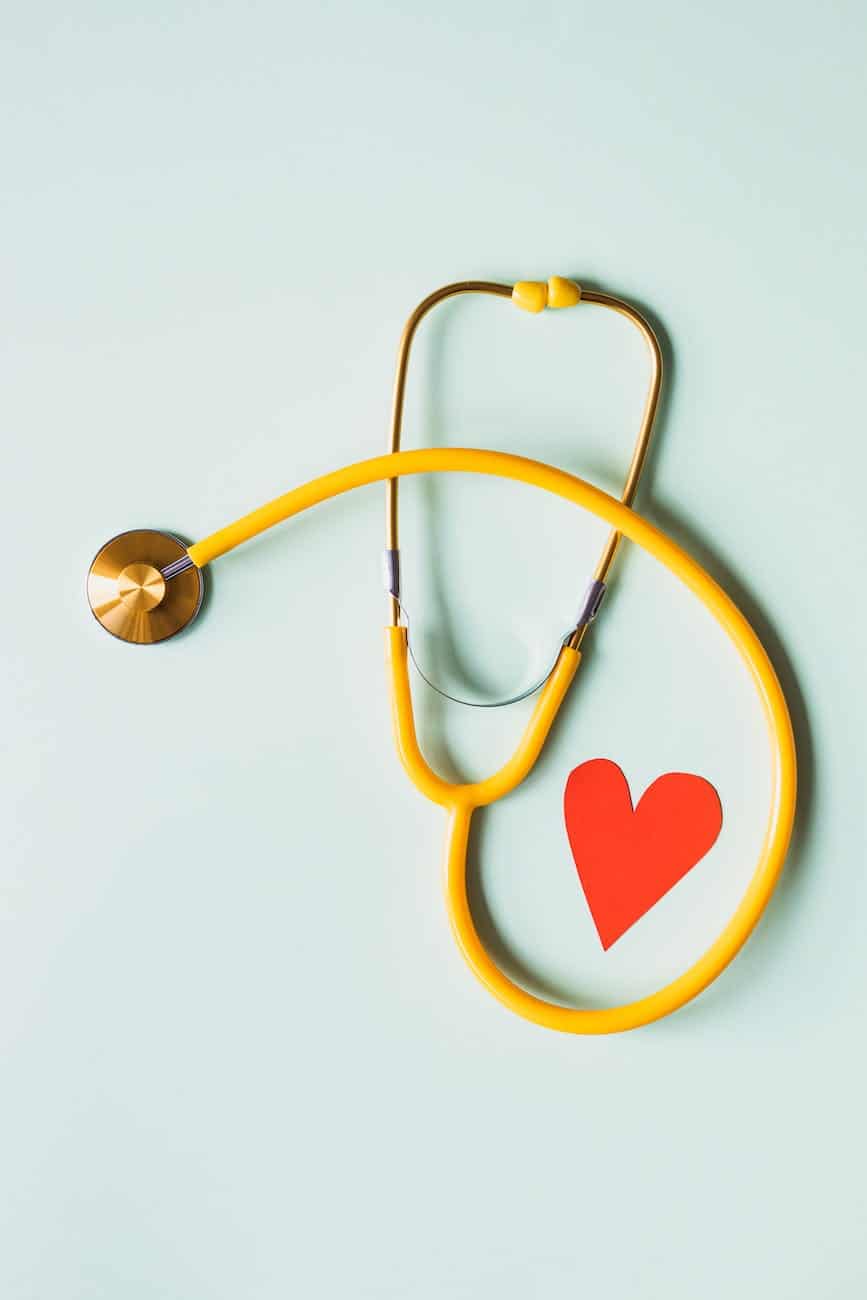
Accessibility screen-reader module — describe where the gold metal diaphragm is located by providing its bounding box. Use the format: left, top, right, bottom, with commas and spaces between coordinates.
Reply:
87, 529, 203, 644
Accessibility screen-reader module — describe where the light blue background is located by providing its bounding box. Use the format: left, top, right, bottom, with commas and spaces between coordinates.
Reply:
3, 2, 866, 1296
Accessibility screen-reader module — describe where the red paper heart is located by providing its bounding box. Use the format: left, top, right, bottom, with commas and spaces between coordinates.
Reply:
564, 759, 723, 950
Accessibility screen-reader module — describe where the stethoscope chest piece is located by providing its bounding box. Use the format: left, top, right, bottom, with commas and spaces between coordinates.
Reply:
86, 528, 203, 644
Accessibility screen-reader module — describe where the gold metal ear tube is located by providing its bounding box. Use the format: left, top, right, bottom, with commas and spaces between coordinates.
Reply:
384, 278, 663, 654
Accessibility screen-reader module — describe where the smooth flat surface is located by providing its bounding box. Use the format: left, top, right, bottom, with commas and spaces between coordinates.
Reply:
3, 2, 866, 1296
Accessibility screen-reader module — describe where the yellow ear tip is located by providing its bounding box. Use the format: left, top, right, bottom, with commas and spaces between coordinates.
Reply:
547, 276, 581, 308
511, 280, 548, 313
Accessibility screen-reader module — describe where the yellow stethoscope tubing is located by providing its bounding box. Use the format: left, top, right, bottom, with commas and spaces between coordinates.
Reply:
187, 446, 796, 1034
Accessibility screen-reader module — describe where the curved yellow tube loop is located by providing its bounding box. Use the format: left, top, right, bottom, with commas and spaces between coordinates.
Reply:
386, 627, 580, 808
188, 448, 796, 1034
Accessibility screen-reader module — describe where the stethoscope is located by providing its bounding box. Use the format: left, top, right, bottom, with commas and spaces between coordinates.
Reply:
87, 275, 797, 1034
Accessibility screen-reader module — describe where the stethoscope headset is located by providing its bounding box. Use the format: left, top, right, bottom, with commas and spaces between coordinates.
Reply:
86, 275, 796, 1034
